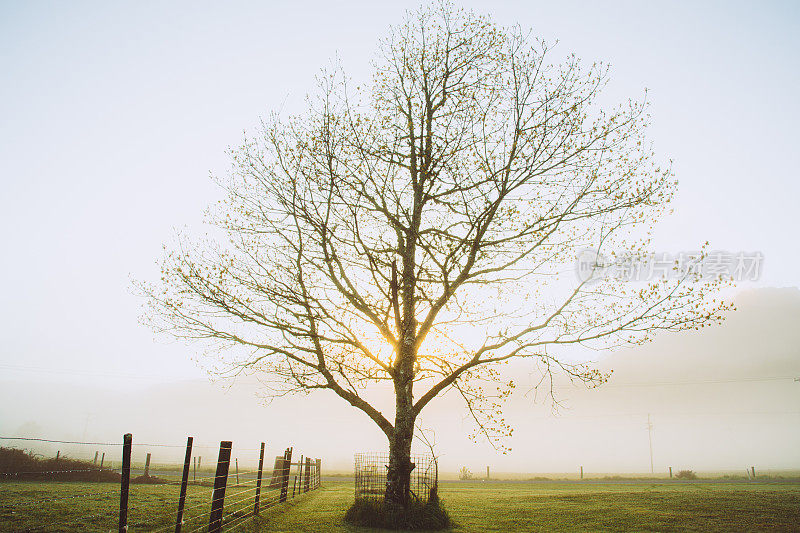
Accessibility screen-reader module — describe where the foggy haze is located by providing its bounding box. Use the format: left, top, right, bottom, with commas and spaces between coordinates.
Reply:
2, 1, 799, 479
2, 288, 798, 475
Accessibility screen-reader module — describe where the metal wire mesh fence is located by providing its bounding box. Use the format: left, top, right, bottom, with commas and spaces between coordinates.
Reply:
354, 452, 437, 504
0, 435, 322, 532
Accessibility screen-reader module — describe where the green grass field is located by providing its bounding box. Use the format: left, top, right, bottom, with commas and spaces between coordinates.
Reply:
2, 479, 799, 532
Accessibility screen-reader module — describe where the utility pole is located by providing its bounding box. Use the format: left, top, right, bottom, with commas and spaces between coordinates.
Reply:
647, 414, 654, 474
82, 414, 91, 441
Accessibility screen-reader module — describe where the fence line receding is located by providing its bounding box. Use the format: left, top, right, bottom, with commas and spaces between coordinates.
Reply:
0, 434, 322, 532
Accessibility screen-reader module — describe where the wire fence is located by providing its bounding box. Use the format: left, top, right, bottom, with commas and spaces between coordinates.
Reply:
0, 434, 322, 532
354, 452, 437, 504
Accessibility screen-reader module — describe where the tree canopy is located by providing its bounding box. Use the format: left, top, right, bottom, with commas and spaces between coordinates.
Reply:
140, 2, 730, 505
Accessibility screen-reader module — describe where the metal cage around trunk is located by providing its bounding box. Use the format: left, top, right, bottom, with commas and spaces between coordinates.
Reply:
354, 452, 438, 503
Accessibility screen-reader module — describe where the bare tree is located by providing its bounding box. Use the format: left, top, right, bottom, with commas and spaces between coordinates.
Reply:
140, 3, 730, 506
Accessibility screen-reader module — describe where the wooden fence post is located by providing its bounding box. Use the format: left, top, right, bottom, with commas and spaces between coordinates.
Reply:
580, 466, 583, 480
56, 450, 60, 460
144, 452, 152, 477
254, 442, 265, 515
669, 466, 672, 479
235, 458, 239, 486
752, 466, 756, 479
193, 456, 196, 481
304, 457, 311, 493
175, 436, 193, 533
316, 459, 321, 488
119, 433, 132, 533
279, 448, 292, 503
94, 451, 99, 465
208, 441, 232, 533
100, 452, 105, 470
297, 454, 303, 495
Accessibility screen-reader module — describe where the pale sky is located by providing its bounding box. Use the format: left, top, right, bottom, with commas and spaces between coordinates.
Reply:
1, 1, 799, 473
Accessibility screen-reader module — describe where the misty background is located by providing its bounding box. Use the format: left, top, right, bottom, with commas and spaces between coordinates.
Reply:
1, 1, 798, 476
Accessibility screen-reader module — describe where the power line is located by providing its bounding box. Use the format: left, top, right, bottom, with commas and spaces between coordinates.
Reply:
527, 410, 800, 420
0, 436, 124, 446
0, 435, 269, 452
0, 436, 182, 447
0, 363, 168, 380
646, 414, 654, 475
610, 376, 797, 387
552, 376, 799, 390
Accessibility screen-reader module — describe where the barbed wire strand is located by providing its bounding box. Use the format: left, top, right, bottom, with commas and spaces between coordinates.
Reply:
0, 435, 271, 452
225, 510, 257, 532
122, 467, 264, 488
170, 482, 309, 533
1, 448, 314, 532
0, 468, 112, 477
168, 482, 266, 519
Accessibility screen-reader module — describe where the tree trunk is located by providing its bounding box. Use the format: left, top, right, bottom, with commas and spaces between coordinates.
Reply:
385, 226, 419, 506
385, 353, 416, 506
385, 398, 415, 506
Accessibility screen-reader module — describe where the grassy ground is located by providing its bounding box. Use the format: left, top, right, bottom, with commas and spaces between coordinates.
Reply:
2, 479, 799, 532
0, 480, 287, 532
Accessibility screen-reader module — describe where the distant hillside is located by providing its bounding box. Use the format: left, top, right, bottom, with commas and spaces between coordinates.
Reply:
0, 447, 120, 482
